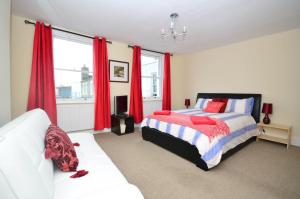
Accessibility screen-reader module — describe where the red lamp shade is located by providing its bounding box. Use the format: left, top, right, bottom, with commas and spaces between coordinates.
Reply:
262, 103, 273, 114
185, 99, 191, 108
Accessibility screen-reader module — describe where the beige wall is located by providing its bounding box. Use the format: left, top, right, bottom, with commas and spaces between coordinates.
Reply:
11, 15, 34, 119
176, 28, 300, 145
170, 55, 185, 109
108, 42, 132, 112
0, 0, 11, 126
10, 15, 183, 119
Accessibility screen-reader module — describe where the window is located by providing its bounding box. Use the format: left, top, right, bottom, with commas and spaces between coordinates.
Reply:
53, 35, 93, 101
141, 52, 163, 100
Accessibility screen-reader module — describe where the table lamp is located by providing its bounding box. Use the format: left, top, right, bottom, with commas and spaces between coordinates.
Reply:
185, 99, 191, 109
262, 103, 272, 124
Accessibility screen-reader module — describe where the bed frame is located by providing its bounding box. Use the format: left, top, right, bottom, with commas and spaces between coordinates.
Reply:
142, 93, 262, 171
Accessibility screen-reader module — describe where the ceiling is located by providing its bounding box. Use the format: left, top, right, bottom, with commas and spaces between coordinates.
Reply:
12, 0, 300, 54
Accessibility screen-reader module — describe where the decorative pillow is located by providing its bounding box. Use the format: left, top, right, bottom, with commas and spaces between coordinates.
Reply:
212, 98, 228, 113
194, 98, 212, 109
204, 101, 225, 113
225, 97, 254, 115
45, 125, 78, 172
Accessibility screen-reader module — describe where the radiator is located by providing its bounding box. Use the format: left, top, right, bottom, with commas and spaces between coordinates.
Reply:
57, 102, 94, 132
143, 100, 162, 116
57, 100, 161, 131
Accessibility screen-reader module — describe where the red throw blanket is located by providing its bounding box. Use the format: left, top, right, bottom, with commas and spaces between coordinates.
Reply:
190, 116, 216, 125
147, 112, 230, 141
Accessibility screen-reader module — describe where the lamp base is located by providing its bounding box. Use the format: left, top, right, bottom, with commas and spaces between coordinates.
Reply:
263, 114, 271, 124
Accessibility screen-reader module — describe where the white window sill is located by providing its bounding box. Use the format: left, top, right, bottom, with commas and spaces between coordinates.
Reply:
143, 98, 162, 102
56, 100, 94, 105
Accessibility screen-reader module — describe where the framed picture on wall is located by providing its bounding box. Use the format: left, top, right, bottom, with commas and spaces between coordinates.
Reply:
109, 60, 129, 83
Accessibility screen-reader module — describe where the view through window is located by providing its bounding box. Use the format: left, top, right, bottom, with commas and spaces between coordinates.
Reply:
141, 53, 162, 99
53, 37, 93, 101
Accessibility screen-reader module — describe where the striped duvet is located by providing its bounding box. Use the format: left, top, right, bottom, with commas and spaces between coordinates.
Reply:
141, 109, 259, 169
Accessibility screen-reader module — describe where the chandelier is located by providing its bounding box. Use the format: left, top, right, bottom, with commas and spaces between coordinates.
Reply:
161, 13, 187, 40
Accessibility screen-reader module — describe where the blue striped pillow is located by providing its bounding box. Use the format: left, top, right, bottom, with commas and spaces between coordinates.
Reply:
225, 97, 254, 115
194, 98, 212, 110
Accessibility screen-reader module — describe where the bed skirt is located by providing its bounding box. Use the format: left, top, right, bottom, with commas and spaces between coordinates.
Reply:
142, 126, 256, 171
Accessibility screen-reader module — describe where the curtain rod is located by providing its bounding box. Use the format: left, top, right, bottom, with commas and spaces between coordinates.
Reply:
24, 20, 112, 44
128, 45, 173, 56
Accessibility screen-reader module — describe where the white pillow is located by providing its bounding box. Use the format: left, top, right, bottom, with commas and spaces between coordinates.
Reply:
225, 97, 254, 115
194, 98, 212, 110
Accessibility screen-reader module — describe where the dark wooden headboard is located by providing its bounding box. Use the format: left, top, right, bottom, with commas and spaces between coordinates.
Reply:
196, 93, 262, 123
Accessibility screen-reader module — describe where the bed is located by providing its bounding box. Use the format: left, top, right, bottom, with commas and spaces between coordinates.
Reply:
141, 93, 261, 171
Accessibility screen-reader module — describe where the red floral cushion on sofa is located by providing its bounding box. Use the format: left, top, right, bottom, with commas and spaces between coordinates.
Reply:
45, 125, 78, 172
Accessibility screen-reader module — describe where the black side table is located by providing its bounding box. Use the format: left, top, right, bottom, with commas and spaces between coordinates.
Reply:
111, 114, 134, 135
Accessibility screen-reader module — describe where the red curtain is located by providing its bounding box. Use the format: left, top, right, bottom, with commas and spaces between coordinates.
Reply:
27, 22, 57, 124
129, 46, 144, 123
162, 53, 171, 110
93, 37, 111, 130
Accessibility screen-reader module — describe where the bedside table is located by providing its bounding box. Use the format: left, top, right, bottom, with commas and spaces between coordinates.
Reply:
111, 114, 134, 136
257, 123, 292, 149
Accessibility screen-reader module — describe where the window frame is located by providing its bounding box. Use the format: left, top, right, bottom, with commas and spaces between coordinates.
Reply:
141, 50, 164, 101
53, 30, 94, 104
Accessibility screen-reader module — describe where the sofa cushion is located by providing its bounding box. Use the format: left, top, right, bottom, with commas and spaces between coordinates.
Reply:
0, 110, 34, 136
0, 171, 16, 199
45, 125, 78, 172
53, 133, 142, 199
75, 184, 144, 199
0, 110, 144, 199
0, 109, 53, 199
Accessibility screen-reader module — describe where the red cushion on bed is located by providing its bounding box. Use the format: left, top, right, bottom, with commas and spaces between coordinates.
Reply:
190, 116, 216, 125
45, 125, 79, 172
153, 110, 171, 115
204, 101, 225, 113
212, 98, 228, 113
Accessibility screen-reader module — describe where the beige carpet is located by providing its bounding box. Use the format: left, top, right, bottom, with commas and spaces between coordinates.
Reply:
94, 131, 300, 199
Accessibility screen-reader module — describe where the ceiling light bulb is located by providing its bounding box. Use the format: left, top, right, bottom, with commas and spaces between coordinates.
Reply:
183, 26, 187, 33
170, 21, 174, 29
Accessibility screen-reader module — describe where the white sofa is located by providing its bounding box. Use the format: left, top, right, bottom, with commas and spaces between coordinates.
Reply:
0, 109, 144, 199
